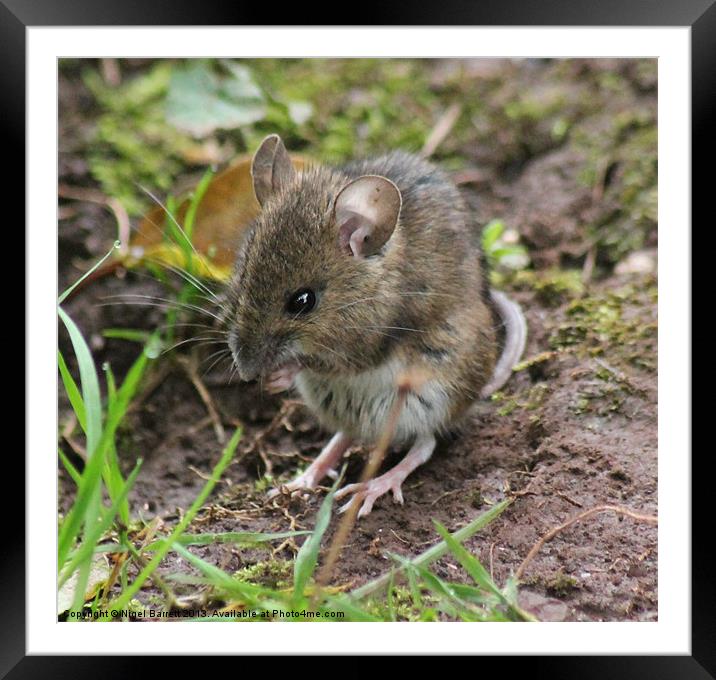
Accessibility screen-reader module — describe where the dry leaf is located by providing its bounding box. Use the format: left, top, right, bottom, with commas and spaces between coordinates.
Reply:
130, 154, 308, 280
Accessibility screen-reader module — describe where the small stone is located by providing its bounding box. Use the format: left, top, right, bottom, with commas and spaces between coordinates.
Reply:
615, 249, 656, 275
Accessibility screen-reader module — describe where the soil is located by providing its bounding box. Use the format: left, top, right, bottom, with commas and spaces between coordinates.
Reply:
58, 58, 658, 622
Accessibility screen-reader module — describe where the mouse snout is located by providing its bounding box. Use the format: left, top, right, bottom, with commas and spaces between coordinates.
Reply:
237, 360, 263, 383
228, 332, 265, 382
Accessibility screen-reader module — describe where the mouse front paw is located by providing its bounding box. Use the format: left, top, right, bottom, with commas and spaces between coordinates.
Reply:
265, 362, 301, 394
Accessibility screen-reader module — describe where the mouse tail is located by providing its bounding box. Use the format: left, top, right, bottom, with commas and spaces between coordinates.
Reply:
480, 289, 527, 398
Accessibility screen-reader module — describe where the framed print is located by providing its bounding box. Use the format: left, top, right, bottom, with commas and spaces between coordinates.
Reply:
11, 0, 707, 674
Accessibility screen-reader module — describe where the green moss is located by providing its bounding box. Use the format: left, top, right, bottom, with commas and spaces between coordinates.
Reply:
569, 383, 627, 418
470, 488, 484, 509
503, 87, 566, 124
234, 559, 293, 589
574, 106, 657, 264
253, 475, 274, 494
247, 59, 447, 164
492, 383, 550, 417
491, 391, 519, 416
509, 269, 585, 307
82, 59, 471, 212
546, 570, 579, 597
548, 281, 657, 371
365, 586, 440, 622
513, 351, 557, 374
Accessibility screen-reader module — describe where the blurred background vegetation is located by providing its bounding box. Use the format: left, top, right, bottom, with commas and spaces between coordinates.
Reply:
59, 57, 657, 276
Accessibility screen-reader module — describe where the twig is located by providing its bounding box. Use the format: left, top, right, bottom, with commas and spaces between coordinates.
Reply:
188, 464, 229, 486
390, 529, 411, 545
515, 504, 658, 581
429, 487, 463, 506
421, 103, 462, 158
245, 400, 302, 476
61, 412, 78, 440
179, 355, 226, 444
314, 373, 416, 592
582, 244, 597, 283
556, 492, 583, 508
100, 58, 121, 87
61, 434, 86, 462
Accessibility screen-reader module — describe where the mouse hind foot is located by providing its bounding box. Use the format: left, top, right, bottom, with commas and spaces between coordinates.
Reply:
335, 434, 436, 518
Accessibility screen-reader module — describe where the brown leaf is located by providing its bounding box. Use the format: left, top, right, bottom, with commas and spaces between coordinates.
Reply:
131, 154, 308, 279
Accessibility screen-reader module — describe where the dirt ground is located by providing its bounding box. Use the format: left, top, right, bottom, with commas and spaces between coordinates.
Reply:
58, 58, 658, 621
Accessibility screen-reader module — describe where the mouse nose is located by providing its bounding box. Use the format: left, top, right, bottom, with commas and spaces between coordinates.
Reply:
237, 358, 262, 382
228, 332, 265, 382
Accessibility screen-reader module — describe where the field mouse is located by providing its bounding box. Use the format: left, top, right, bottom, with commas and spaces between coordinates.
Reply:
224, 134, 526, 517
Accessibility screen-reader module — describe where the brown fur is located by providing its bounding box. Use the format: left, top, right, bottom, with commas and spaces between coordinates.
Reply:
224, 148, 497, 443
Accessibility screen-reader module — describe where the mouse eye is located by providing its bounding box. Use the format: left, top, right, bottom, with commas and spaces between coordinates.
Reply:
286, 288, 317, 316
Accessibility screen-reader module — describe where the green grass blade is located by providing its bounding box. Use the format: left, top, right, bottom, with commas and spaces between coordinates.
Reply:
67, 457, 139, 615
57, 350, 86, 432
102, 328, 151, 343
433, 521, 536, 622
57, 307, 104, 569
101, 362, 129, 521
171, 542, 268, 608
58, 447, 82, 486
58, 240, 120, 304
183, 166, 214, 241
292, 480, 338, 604
432, 520, 504, 600
351, 498, 512, 600
145, 530, 310, 550
60, 459, 143, 591
100, 339, 155, 522
108, 427, 242, 611
58, 460, 102, 574
57, 307, 102, 462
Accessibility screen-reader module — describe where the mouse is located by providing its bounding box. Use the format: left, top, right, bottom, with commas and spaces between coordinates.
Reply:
223, 134, 527, 517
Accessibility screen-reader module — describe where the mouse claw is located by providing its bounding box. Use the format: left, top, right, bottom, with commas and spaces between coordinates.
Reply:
334, 475, 406, 518
333, 435, 435, 517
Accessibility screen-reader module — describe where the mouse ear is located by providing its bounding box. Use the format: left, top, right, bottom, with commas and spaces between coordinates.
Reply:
334, 175, 402, 258
251, 134, 296, 206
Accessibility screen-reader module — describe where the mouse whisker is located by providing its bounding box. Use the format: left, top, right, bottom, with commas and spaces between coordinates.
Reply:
345, 325, 425, 334
99, 294, 223, 322
309, 339, 360, 371
156, 321, 225, 335
201, 348, 234, 377
136, 184, 204, 263
330, 290, 459, 313
161, 336, 229, 356
144, 258, 222, 303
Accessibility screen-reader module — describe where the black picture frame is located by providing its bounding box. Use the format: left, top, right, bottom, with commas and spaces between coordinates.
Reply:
12, 0, 705, 675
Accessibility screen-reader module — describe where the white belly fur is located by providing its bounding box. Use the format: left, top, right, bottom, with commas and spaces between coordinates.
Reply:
295, 357, 450, 444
